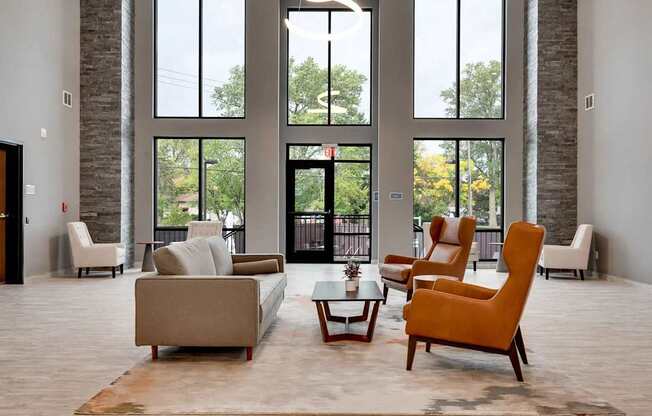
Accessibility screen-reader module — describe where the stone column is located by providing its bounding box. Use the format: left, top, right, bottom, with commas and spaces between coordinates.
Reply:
80, 0, 135, 265
524, 0, 578, 245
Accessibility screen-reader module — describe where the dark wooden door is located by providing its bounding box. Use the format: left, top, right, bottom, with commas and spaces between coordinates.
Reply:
0, 148, 6, 283
286, 160, 334, 263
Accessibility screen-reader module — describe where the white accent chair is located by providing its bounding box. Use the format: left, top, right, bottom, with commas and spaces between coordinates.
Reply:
538, 224, 593, 280
186, 221, 223, 240
67, 222, 126, 278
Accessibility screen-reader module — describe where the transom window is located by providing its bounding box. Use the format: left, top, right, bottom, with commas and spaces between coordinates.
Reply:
414, 0, 504, 119
287, 9, 372, 126
155, 0, 245, 118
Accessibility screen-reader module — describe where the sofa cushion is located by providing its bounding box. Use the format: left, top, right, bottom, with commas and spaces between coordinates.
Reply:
379, 263, 412, 283
153, 238, 217, 276
255, 273, 287, 323
206, 236, 234, 275
233, 259, 279, 276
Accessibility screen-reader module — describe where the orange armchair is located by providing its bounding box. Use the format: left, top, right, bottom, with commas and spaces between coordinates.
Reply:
403, 221, 545, 381
379, 216, 476, 303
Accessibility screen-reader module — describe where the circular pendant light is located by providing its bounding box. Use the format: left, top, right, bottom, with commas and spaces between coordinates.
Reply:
285, 0, 364, 42
308, 90, 347, 114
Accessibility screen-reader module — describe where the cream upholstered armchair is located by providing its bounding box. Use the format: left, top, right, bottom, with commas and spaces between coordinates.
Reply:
186, 221, 222, 240
538, 224, 593, 280
67, 222, 126, 278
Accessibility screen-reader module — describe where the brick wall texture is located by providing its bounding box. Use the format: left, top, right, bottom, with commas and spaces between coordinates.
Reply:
80, 0, 135, 265
524, 0, 578, 245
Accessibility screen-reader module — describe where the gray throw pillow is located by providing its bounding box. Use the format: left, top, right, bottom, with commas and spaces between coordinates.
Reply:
153, 238, 217, 276
206, 236, 234, 275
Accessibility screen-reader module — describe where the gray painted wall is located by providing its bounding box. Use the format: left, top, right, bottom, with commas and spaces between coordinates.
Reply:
0, 0, 80, 277
578, 0, 652, 283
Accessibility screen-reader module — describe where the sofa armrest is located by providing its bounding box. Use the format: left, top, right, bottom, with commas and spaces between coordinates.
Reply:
135, 276, 260, 348
231, 253, 285, 273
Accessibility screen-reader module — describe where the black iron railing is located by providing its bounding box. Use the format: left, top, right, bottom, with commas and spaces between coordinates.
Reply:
413, 224, 502, 261
292, 214, 371, 262
154, 226, 246, 254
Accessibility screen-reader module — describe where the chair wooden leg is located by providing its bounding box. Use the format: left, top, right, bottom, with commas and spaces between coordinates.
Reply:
545, 268, 549, 280
382, 283, 388, 305
515, 327, 528, 365
473, 261, 477, 272
573, 269, 578, 277
508, 342, 524, 382
86, 267, 90, 275
425, 342, 431, 352
77, 268, 82, 279
120, 264, 124, 275
246, 347, 253, 361
112, 267, 116, 279
406, 289, 413, 302
151, 346, 158, 361
579, 270, 585, 280
406, 336, 417, 370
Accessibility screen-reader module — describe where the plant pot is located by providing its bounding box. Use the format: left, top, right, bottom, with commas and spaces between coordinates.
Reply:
345, 279, 357, 292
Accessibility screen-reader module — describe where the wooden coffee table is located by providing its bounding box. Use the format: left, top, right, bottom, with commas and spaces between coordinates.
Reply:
311, 281, 385, 343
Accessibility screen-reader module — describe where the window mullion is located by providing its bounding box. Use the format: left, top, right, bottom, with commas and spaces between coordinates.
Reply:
455, 140, 461, 216
198, 139, 204, 220
198, 0, 203, 117
456, 0, 461, 119
328, 11, 332, 125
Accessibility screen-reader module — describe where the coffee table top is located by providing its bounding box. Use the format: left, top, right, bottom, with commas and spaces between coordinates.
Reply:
311, 281, 385, 302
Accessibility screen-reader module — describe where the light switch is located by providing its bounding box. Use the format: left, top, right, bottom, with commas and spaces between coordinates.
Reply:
40, 128, 47, 139
25, 184, 36, 195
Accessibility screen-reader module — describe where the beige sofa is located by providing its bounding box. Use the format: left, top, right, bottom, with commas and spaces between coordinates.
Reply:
135, 236, 286, 361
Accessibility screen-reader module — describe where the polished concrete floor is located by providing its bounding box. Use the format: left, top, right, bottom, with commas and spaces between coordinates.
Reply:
0, 264, 650, 415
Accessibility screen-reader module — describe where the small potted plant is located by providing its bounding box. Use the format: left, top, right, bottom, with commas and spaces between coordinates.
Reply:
343, 248, 361, 292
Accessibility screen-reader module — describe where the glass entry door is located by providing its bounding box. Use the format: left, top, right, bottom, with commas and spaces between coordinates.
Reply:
286, 160, 334, 263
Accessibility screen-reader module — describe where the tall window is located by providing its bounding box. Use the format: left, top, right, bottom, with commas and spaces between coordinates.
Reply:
414, 0, 504, 119
287, 9, 372, 125
155, 137, 245, 230
155, 0, 245, 118
414, 139, 503, 230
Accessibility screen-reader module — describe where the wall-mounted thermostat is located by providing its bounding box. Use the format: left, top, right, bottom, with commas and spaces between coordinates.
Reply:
25, 184, 36, 195
389, 192, 404, 201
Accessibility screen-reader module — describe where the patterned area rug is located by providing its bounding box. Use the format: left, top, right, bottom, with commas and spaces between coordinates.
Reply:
76, 293, 623, 415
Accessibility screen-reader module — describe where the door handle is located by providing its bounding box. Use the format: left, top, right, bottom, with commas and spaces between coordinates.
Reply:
0, 213, 8, 219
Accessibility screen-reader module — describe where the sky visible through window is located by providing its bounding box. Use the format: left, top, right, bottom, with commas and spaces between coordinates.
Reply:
415, 0, 502, 118
156, 0, 245, 117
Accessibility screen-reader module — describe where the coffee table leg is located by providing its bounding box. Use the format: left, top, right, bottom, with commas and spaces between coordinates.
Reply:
365, 301, 381, 341
142, 243, 155, 272
315, 301, 330, 342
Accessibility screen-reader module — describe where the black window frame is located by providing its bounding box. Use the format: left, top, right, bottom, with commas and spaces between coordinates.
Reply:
285, 8, 373, 127
413, 137, 505, 235
412, 0, 506, 120
153, 137, 246, 244
154, 0, 247, 119
286, 143, 373, 263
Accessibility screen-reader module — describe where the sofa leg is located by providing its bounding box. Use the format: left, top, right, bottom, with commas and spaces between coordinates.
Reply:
382, 283, 388, 305
120, 264, 124, 275
425, 342, 431, 353
246, 347, 253, 361
112, 267, 116, 279
406, 336, 417, 371
78, 268, 82, 279
545, 268, 549, 280
579, 270, 585, 281
508, 342, 524, 382
151, 346, 158, 361
406, 289, 413, 302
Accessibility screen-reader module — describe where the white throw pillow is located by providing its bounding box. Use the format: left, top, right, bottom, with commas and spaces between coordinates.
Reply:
207, 236, 234, 276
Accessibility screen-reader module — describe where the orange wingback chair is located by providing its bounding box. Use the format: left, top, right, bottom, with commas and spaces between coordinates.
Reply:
379, 216, 476, 303
403, 221, 545, 382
